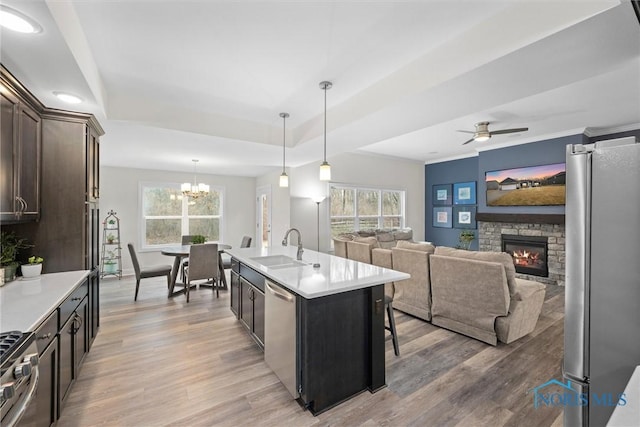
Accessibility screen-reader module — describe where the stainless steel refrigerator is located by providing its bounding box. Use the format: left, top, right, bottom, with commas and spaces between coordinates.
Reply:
564, 137, 640, 426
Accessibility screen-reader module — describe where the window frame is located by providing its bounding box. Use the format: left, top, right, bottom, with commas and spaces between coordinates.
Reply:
329, 184, 406, 238
139, 181, 225, 251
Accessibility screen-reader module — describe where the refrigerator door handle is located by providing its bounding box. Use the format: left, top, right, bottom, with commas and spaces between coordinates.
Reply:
564, 145, 591, 380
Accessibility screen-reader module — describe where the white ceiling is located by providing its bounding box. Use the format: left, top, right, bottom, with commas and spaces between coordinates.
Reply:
1, 0, 639, 177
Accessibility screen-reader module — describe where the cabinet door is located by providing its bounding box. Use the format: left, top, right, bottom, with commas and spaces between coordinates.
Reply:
0, 90, 17, 215
59, 315, 74, 404
230, 270, 240, 317
253, 288, 265, 347
239, 278, 253, 332
74, 296, 89, 373
86, 126, 100, 201
17, 102, 41, 216
90, 272, 100, 343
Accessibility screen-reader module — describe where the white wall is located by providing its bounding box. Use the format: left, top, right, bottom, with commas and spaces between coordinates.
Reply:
100, 166, 255, 275
289, 152, 425, 252
256, 168, 291, 247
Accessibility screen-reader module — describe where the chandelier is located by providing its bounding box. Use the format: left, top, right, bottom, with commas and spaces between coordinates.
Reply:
181, 159, 210, 199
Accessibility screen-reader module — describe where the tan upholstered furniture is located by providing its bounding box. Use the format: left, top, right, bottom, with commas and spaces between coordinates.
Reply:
372, 241, 435, 321
333, 228, 414, 259
429, 246, 546, 345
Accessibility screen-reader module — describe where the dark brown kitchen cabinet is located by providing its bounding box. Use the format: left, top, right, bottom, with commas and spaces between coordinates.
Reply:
59, 280, 89, 407
230, 269, 240, 316
239, 276, 265, 348
0, 70, 42, 223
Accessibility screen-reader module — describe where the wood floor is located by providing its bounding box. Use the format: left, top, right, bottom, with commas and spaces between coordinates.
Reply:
57, 273, 565, 427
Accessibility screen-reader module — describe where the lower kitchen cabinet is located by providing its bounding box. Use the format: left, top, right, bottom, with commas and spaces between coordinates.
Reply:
230, 269, 240, 316
59, 295, 88, 406
234, 261, 265, 349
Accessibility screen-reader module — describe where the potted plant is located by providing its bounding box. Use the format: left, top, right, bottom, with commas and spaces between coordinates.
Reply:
21, 256, 44, 278
106, 233, 116, 244
106, 218, 117, 229
1, 231, 32, 284
191, 235, 206, 244
457, 230, 476, 250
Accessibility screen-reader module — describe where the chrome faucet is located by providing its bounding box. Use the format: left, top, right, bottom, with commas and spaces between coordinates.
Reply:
282, 228, 304, 260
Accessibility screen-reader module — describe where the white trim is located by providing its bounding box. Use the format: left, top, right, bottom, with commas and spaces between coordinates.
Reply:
584, 123, 640, 137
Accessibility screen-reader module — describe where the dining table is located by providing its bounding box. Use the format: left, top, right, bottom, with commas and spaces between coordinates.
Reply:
161, 243, 232, 298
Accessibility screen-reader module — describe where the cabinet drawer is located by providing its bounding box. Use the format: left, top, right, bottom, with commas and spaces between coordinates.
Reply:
60, 280, 88, 325
240, 264, 265, 292
231, 258, 240, 274
34, 310, 58, 354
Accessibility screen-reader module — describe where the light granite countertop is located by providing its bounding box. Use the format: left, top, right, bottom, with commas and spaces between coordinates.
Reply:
225, 246, 409, 299
0, 270, 90, 332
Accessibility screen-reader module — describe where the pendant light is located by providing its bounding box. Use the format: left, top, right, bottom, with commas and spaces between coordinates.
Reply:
181, 159, 210, 199
319, 81, 332, 181
279, 112, 289, 187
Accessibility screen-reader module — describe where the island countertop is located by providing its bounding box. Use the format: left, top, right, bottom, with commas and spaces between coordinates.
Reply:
225, 246, 409, 299
0, 270, 90, 332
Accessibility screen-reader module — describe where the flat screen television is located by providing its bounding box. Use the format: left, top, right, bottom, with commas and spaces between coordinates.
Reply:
485, 162, 566, 206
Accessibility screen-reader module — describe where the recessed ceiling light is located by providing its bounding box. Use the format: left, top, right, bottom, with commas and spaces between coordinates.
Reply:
0, 5, 42, 34
53, 91, 83, 104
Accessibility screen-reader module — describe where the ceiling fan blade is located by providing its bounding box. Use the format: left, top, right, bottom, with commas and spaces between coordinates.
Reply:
490, 127, 529, 135
462, 137, 475, 145
456, 130, 475, 134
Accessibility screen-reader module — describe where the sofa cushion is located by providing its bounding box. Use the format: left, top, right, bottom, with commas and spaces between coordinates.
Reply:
353, 236, 379, 248
393, 229, 413, 241
396, 240, 435, 253
375, 231, 396, 249
434, 246, 517, 296
334, 233, 354, 242
356, 230, 376, 237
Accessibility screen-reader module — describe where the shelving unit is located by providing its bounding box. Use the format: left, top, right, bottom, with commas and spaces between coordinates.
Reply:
100, 210, 122, 279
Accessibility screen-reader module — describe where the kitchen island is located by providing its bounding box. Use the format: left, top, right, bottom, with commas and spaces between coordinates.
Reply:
225, 245, 409, 415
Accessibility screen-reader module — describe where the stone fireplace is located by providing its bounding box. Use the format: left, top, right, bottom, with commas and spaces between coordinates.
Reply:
477, 213, 565, 286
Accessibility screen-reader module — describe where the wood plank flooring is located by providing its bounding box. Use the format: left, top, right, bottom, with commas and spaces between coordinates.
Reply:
57, 273, 565, 426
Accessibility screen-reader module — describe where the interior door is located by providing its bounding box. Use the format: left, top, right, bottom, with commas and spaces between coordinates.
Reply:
256, 185, 271, 248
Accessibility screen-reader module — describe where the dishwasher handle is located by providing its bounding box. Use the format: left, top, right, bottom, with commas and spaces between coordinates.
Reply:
266, 282, 294, 302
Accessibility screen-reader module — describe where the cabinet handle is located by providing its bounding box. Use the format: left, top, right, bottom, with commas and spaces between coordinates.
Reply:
71, 297, 82, 301
38, 333, 52, 340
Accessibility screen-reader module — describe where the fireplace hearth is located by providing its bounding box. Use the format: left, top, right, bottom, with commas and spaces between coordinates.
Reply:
501, 235, 548, 277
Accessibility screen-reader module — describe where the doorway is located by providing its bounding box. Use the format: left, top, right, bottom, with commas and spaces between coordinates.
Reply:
256, 185, 271, 248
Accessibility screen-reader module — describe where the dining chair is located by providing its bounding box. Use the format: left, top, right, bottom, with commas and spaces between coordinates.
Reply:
183, 243, 219, 302
222, 235, 252, 269
179, 235, 196, 281
127, 243, 173, 301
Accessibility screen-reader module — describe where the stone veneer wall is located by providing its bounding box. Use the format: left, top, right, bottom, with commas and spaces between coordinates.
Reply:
478, 221, 565, 286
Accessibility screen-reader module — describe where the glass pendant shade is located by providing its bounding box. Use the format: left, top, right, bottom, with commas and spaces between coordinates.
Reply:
279, 172, 289, 187
319, 161, 331, 181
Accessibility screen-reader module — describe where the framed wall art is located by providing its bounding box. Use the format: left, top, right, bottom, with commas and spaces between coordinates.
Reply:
433, 206, 452, 228
453, 181, 477, 205
432, 184, 452, 206
453, 206, 476, 229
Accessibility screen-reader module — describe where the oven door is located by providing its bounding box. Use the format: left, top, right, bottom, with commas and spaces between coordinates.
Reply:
0, 343, 40, 427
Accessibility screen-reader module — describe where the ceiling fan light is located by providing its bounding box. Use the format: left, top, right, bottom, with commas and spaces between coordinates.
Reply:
279, 172, 289, 188
474, 134, 490, 142
319, 161, 331, 181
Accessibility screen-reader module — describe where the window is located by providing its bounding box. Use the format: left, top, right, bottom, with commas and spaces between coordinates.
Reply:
330, 185, 405, 238
140, 182, 223, 249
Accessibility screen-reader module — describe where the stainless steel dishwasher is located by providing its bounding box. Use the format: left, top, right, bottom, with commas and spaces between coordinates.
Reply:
264, 280, 298, 399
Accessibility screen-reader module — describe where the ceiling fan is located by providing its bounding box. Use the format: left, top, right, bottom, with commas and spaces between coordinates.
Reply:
459, 121, 528, 145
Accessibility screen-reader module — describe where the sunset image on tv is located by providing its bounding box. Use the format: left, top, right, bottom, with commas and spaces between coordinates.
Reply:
485, 163, 566, 206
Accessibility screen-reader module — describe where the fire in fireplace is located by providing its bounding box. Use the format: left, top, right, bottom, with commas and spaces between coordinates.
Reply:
501, 235, 548, 277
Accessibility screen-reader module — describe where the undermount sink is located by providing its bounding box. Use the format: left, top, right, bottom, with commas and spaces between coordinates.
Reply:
250, 255, 308, 269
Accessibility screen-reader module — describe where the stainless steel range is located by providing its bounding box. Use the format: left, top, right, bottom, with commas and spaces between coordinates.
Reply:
0, 331, 39, 427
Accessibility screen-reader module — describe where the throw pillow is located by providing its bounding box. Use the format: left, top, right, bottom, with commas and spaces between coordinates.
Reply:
393, 229, 413, 241
396, 240, 435, 253
353, 236, 379, 248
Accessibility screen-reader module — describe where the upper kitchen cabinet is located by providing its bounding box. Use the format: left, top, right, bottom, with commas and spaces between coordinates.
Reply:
1, 66, 42, 223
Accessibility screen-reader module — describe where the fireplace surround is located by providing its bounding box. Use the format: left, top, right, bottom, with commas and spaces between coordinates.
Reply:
477, 215, 565, 286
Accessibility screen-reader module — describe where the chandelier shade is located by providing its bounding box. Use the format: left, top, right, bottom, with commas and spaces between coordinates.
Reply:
182, 159, 210, 199
319, 81, 332, 181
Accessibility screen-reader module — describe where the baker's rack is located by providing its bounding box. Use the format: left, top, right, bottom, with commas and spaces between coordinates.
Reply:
100, 210, 122, 279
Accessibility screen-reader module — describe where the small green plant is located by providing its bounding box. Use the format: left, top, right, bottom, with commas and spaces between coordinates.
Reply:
191, 235, 206, 244
106, 234, 116, 243
27, 256, 44, 264
1, 231, 32, 267
457, 230, 476, 250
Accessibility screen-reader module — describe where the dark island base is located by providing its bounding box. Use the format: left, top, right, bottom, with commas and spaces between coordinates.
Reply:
297, 284, 386, 415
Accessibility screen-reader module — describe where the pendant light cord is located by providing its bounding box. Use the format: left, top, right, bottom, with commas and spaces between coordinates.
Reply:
283, 114, 286, 173
323, 85, 327, 162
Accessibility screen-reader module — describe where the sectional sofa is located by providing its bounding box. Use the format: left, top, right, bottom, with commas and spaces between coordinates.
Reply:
334, 236, 546, 346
